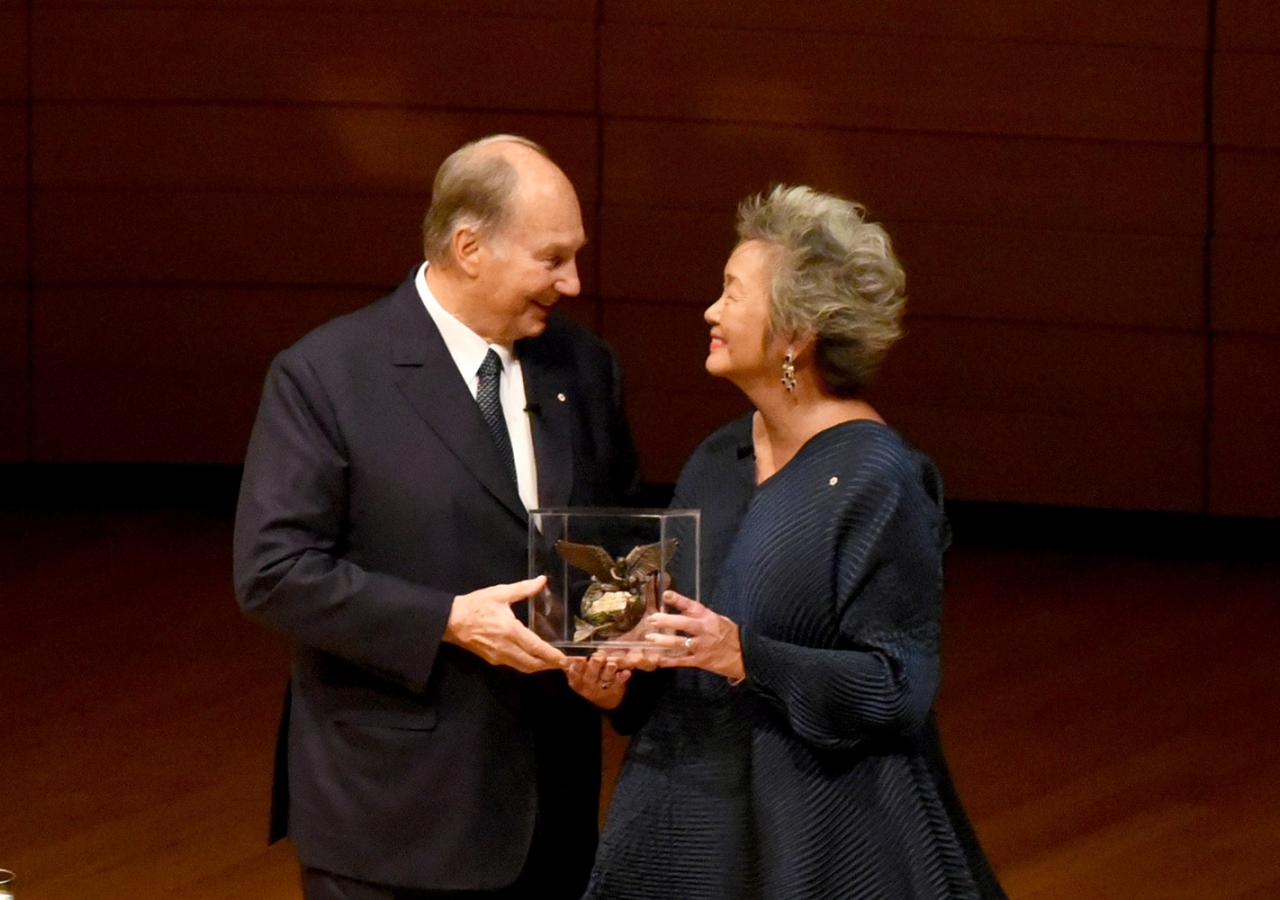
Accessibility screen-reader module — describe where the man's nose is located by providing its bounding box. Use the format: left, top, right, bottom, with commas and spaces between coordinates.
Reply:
557, 259, 581, 297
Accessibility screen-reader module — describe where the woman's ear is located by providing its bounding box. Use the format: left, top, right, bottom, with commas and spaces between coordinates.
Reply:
787, 333, 818, 367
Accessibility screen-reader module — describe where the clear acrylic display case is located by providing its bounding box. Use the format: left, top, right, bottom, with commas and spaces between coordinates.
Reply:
528, 508, 700, 655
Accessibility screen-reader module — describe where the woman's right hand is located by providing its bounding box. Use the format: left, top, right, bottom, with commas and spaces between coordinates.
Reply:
563, 651, 631, 709
645, 591, 747, 683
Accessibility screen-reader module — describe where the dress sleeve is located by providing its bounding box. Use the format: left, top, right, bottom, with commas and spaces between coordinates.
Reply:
737, 472, 944, 752
232, 350, 454, 695
606, 669, 673, 735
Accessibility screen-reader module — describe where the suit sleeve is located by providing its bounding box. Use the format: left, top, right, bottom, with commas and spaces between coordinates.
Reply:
232, 350, 453, 695
738, 475, 944, 752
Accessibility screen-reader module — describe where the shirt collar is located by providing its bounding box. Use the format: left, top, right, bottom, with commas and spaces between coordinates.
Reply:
416, 262, 515, 381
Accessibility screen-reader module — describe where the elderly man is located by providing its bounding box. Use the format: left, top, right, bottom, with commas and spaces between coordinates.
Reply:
233, 135, 638, 899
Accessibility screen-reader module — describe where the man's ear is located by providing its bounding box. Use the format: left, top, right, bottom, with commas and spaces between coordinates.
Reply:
451, 226, 484, 277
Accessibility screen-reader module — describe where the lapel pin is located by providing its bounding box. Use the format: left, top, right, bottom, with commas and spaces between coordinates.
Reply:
557, 393, 567, 402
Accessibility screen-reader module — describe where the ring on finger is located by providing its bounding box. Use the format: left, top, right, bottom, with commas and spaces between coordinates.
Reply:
684, 636, 693, 650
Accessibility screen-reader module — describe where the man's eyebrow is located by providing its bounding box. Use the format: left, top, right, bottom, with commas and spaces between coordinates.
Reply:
544, 237, 588, 254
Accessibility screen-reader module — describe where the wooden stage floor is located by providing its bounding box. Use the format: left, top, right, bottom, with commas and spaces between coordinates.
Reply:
1, 505, 1277, 899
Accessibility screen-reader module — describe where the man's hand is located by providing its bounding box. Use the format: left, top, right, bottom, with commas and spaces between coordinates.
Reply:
443, 575, 566, 673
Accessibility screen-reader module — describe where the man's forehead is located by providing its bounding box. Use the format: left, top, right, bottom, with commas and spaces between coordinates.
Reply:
512, 164, 576, 207
507, 184, 583, 236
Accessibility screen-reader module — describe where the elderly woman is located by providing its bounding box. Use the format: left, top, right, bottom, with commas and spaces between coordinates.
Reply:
568, 186, 1006, 899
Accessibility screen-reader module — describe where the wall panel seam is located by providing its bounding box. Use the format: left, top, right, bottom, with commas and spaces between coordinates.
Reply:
598, 19, 1206, 52
592, 0, 604, 334
596, 300, 1214, 336
1203, 0, 1218, 514
32, 280, 402, 291
31, 97, 601, 110
25, 0, 33, 460
597, 113, 1207, 149
600, 206, 1208, 241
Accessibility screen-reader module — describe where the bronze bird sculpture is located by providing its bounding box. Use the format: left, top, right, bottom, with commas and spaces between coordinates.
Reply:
554, 538, 678, 642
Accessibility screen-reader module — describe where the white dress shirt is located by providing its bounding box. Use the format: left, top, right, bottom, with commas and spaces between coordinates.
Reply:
415, 263, 540, 511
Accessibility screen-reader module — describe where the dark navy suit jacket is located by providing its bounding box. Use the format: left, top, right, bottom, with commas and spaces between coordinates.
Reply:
233, 273, 637, 892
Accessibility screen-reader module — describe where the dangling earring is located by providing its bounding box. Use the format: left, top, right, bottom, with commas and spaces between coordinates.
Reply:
781, 352, 797, 393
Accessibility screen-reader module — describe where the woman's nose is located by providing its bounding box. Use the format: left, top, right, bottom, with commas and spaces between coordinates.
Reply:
705, 296, 724, 324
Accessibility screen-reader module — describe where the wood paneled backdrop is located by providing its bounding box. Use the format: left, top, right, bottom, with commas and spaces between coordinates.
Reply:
1, 0, 1277, 515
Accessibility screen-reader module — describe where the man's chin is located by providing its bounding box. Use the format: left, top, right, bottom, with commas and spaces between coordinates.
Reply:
518, 313, 551, 340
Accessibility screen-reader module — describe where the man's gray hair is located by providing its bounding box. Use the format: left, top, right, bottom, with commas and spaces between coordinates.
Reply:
422, 134, 550, 265
737, 185, 907, 397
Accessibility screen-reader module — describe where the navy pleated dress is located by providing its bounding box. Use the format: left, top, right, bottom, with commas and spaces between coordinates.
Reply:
585, 416, 1006, 900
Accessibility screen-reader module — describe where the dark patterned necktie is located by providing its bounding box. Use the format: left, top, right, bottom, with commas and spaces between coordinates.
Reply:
476, 349, 518, 485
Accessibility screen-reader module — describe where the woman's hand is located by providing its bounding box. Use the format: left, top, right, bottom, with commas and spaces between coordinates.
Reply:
563, 651, 631, 709
645, 591, 746, 683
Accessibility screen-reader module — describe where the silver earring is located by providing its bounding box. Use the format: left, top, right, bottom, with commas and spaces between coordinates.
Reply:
781, 352, 797, 393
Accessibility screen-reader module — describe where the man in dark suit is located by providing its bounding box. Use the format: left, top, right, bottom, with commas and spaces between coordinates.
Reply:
233, 135, 638, 899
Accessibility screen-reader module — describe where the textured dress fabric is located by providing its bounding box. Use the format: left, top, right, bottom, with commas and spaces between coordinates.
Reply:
587, 416, 1006, 900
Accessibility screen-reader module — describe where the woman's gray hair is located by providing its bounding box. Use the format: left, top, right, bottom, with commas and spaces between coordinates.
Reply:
737, 185, 907, 397
422, 134, 549, 265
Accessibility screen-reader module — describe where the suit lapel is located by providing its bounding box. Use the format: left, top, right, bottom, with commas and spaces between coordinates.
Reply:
388, 281, 527, 522
520, 340, 574, 511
